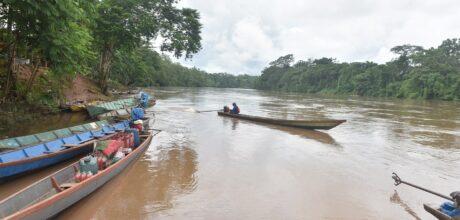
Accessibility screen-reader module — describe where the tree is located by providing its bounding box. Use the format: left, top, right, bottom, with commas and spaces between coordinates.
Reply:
0, 0, 95, 100
269, 54, 294, 68
390, 44, 424, 75
313, 57, 335, 65
255, 39, 459, 100
93, 0, 202, 93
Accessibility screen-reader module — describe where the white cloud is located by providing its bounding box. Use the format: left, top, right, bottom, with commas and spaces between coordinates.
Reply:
173, 0, 460, 75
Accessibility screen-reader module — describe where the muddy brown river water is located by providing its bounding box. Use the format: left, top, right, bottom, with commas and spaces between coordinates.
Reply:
1, 87, 459, 219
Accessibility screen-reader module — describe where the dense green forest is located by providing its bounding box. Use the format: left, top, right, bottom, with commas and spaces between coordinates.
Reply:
1, 1, 458, 107
256, 39, 460, 100
0, 0, 256, 108
110, 45, 256, 88
0, 0, 203, 104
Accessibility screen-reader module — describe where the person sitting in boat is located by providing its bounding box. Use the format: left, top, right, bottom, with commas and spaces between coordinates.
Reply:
139, 92, 150, 108
223, 105, 230, 113
443, 191, 460, 218
130, 107, 145, 132
131, 107, 145, 121
230, 103, 240, 114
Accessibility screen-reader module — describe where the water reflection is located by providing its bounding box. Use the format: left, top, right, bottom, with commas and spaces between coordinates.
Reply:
0, 111, 90, 139
220, 116, 339, 146
142, 145, 198, 215
56, 142, 198, 219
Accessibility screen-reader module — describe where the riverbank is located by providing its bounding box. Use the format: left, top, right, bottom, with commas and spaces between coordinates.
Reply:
0, 74, 113, 138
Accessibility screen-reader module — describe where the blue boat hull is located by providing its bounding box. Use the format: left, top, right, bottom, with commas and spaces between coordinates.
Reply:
0, 146, 92, 182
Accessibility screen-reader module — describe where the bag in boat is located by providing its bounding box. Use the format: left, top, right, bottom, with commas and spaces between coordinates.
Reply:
96, 139, 124, 157
112, 132, 134, 148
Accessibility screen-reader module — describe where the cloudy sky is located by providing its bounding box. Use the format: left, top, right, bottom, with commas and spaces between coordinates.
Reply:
171, 0, 459, 75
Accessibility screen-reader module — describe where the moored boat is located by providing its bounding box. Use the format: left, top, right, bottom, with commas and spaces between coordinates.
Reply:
86, 98, 137, 118
0, 118, 151, 181
217, 112, 346, 130
0, 121, 131, 181
96, 108, 132, 121
69, 103, 86, 112
0, 120, 110, 151
0, 131, 153, 219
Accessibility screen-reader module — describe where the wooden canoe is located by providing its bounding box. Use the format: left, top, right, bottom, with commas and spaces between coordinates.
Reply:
424, 203, 455, 220
0, 132, 153, 220
69, 104, 86, 112
86, 98, 137, 118
217, 112, 346, 130
0, 118, 150, 182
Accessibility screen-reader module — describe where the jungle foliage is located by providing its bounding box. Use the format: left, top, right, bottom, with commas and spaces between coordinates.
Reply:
256, 39, 460, 100
110, 45, 257, 88
0, 1, 458, 104
0, 0, 203, 103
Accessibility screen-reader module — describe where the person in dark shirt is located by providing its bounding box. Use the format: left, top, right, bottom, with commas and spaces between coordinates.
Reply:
230, 103, 240, 114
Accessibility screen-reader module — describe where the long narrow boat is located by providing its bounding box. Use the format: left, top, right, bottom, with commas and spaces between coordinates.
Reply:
0, 121, 129, 181
424, 203, 459, 220
97, 108, 132, 121
0, 120, 110, 151
217, 112, 346, 130
0, 132, 153, 219
86, 98, 137, 118
0, 119, 150, 181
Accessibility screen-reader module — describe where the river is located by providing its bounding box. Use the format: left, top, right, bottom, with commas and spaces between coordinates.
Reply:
1, 87, 459, 219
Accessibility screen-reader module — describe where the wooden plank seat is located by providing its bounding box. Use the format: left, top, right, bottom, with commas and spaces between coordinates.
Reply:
60, 183, 78, 190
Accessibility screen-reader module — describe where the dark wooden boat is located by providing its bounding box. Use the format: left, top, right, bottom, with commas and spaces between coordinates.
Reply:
217, 112, 346, 130
424, 203, 457, 220
0, 132, 153, 219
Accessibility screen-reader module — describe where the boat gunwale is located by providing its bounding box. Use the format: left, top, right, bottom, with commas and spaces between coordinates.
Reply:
1, 132, 153, 219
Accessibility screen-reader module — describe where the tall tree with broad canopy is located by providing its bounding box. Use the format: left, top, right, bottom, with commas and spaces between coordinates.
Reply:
93, 0, 202, 93
0, 0, 95, 100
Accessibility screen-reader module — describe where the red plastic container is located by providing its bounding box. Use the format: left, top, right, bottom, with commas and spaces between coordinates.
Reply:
75, 172, 82, 182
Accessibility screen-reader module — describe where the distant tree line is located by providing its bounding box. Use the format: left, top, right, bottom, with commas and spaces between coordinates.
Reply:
255, 39, 460, 100
110, 45, 257, 89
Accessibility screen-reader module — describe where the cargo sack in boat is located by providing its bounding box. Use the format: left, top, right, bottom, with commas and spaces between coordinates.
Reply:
96, 140, 124, 157
125, 128, 140, 147
79, 156, 98, 175
111, 132, 134, 148
112, 150, 125, 163
102, 140, 123, 157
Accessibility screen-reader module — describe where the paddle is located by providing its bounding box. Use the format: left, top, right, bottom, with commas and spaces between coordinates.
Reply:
392, 172, 455, 202
196, 109, 220, 113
